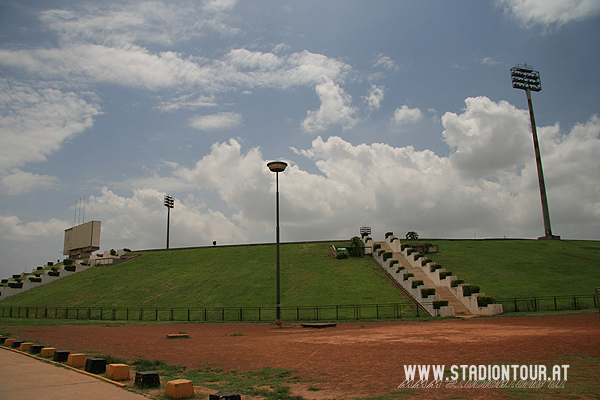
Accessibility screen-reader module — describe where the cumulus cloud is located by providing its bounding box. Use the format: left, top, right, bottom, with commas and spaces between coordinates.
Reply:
497, 0, 600, 27
442, 96, 531, 179
0, 215, 69, 242
302, 79, 358, 132
1, 170, 59, 195
188, 112, 242, 131
0, 79, 101, 173
392, 105, 423, 126
85, 187, 248, 249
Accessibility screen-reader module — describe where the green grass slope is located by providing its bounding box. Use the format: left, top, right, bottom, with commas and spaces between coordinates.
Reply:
0, 242, 410, 308
418, 239, 600, 299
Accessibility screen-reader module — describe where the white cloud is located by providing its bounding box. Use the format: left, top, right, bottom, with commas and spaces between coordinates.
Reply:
442, 96, 532, 179
0, 79, 101, 172
188, 112, 242, 131
154, 94, 218, 112
1, 169, 59, 195
85, 187, 248, 249
373, 53, 400, 71
392, 105, 423, 126
0, 215, 69, 242
497, 0, 600, 27
302, 79, 358, 132
363, 84, 385, 110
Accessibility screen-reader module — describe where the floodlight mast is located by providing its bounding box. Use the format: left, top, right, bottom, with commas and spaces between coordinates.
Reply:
164, 194, 174, 249
510, 64, 559, 240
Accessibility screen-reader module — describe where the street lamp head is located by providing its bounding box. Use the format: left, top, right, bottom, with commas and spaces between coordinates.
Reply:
267, 161, 288, 173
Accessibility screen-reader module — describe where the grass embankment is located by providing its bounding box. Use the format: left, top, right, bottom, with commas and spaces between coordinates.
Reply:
415, 239, 600, 299
0, 242, 409, 308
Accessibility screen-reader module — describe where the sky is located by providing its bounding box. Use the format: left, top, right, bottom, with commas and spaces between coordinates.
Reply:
1, 0, 599, 277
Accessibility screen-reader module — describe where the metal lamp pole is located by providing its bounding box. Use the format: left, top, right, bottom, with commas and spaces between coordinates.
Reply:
267, 161, 287, 326
510, 64, 559, 240
164, 194, 174, 249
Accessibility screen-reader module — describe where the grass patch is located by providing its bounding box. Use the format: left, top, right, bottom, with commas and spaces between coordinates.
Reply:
413, 240, 600, 299
0, 242, 410, 309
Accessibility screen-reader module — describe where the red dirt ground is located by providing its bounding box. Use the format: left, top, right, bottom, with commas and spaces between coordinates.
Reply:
8, 313, 600, 399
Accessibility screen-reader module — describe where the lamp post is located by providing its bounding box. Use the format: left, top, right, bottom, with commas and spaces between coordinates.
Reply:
510, 63, 559, 240
267, 160, 287, 326
164, 194, 174, 249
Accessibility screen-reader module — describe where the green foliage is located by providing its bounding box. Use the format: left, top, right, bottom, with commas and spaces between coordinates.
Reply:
336, 249, 349, 259
439, 271, 453, 280
373, 243, 382, 251
462, 285, 480, 297
477, 296, 496, 307
403, 273, 414, 281
396, 266, 405, 274
385, 232, 394, 239
433, 300, 449, 309
389, 259, 399, 267
400, 243, 410, 251
405, 231, 419, 241
430, 264, 443, 272
348, 236, 364, 257
421, 288, 436, 298
451, 279, 465, 287
63, 259, 74, 266
382, 252, 393, 261
412, 280, 424, 288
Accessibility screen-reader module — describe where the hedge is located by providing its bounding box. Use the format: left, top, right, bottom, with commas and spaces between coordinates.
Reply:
421, 288, 436, 298
382, 252, 393, 261
439, 271, 453, 280
403, 273, 414, 281
451, 279, 465, 287
462, 285, 480, 297
477, 296, 496, 307
412, 279, 424, 288
433, 300, 449, 309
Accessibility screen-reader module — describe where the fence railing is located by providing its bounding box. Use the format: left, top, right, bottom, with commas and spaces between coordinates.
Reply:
1, 294, 595, 322
496, 294, 597, 313
0, 302, 425, 322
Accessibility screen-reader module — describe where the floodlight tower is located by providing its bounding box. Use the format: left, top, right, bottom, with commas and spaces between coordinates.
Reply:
510, 63, 559, 240
267, 160, 287, 326
164, 194, 174, 249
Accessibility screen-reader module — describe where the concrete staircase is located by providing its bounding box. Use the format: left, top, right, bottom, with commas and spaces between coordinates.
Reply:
377, 241, 472, 317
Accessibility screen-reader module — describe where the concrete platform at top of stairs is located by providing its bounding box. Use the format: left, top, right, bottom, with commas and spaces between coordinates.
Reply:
0, 348, 147, 400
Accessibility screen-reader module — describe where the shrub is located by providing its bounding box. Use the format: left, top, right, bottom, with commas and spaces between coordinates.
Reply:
433, 300, 449, 309
1, 279, 7, 284
48, 271, 60, 277
462, 285, 480, 297
385, 232, 394, 239
63, 259, 74, 266
439, 271, 453, 280
47, 261, 53, 266
373, 243, 382, 251
336, 249, 350, 259
389, 259, 399, 267
36, 266, 43, 270
403, 273, 414, 281
421, 288, 436, 298
451, 279, 465, 287
377, 249, 385, 257
412, 279, 424, 288
110, 249, 117, 256
396, 266, 405, 274
430, 264, 443, 272
400, 243, 410, 251
382, 252, 393, 261
65, 265, 76, 272
477, 296, 496, 307
29, 277, 42, 283
420, 258, 429, 266
8, 282, 23, 288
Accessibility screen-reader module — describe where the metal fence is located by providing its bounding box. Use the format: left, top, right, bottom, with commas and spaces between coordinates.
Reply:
496, 294, 597, 313
1, 294, 595, 322
0, 302, 426, 322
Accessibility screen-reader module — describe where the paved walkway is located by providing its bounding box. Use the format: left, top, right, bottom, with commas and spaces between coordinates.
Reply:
0, 348, 147, 400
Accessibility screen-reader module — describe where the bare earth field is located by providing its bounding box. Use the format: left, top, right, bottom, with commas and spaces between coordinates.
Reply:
7, 313, 600, 399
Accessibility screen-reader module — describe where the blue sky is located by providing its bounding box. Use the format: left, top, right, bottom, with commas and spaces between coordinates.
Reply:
1, 0, 599, 277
